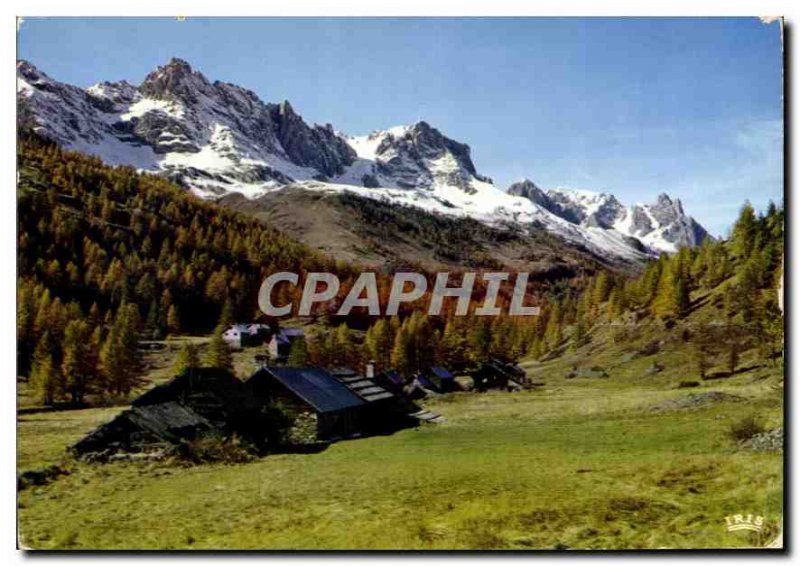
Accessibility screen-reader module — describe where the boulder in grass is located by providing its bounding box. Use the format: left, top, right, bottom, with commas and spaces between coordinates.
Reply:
650, 391, 744, 412
645, 362, 664, 376
566, 366, 608, 379
18, 465, 69, 490
750, 427, 783, 453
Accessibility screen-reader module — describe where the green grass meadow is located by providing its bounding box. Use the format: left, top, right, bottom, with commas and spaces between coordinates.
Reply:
18, 343, 783, 549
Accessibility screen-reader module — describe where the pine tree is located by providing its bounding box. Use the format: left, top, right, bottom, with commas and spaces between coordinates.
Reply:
89, 327, 103, 391
592, 272, 611, 309
405, 312, 436, 371
363, 324, 378, 365
543, 303, 563, 351
333, 324, 354, 367
606, 285, 623, 319
306, 328, 332, 367
17, 282, 36, 373
578, 288, 594, 326
88, 302, 101, 326
17, 283, 33, 349
694, 341, 709, 380
166, 304, 181, 335
489, 317, 509, 360
507, 323, 526, 361
638, 260, 663, 307
363, 319, 393, 370
218, 298, 235, 328
145, 300, 161, 340
651, 260, 688, 318
287, 336, 309, 367
390, 325, 412, 377
736, 261, 759, 323
204, 326, 233, 372
173, 342, 200, 375
439, 317, 468, 369
528, 337, 544, 361
467, 317, 491, 365
727, 341, 739, 376
674, 269, 690, 316
100, 303, 142, 397
731, 202, 757, 259
571, 316, 588, 351
652, 263, 678, 318
61, 319, 95, 404
33, 288, 52, 340
30, 331, 60, 405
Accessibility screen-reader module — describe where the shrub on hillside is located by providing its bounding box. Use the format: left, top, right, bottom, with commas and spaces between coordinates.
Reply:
177, 434, 256, 464
727, 414, 766, 443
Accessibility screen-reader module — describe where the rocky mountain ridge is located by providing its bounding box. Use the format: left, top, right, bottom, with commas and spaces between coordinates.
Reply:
507, 181, 709, 251
17, 58, 710, 259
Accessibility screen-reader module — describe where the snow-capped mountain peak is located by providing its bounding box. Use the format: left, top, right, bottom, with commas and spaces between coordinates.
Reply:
507, 181, 709, 253
17, 58, 710, 261
336, 121, 490, 193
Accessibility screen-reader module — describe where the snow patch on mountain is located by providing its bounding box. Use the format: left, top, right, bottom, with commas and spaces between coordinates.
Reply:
17, 58, 709, 262
508, 181, 709, 254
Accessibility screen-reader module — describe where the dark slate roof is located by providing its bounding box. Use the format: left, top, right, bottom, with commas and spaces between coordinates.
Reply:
417, 375, 437, 390
272, 328, 304, 346
485, 359, 517, 379
382, 369, 404, 386
253, 367, 365, 413
476, 359, 527, 388
127, 402, 212, 439
330, 368, 396, 403
280, 328, 305, 339
430, 366, 455, 380
132, 369, 248, 409
489, 357, 525, 377
73, 401, 213, 454
328, 367, 359, 378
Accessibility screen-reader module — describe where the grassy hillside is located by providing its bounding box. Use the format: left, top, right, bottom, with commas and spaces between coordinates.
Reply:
17, 222, 783, 549
219, 187, 639, 275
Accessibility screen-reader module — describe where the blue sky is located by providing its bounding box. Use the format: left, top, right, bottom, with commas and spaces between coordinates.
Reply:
18, 17, 783, 235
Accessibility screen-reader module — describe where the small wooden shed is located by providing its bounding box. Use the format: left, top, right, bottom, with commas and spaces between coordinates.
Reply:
374, 369, 406, 394
247, 366, 365, 444
422, 366, 461, 393
472, 358, 527, 391
72, 401, 213, 455
329, 367, 421, 432
267, 328, 305, 362
73, 368, 271, 456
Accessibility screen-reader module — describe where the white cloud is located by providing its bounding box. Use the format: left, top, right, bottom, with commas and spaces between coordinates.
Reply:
673, 118, 783, 235
735, 118, 783, 165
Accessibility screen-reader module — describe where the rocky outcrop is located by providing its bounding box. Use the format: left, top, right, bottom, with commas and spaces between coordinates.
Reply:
649, 391, 744, 412
750, 427, 783, 452
269, 101, 356, 177
366, 121, 489, 193
139, 57, 215, 102
17, 58, 357, 190
17, 60, 112, 146
16, 57, 710, 262
509, 181, 710, 253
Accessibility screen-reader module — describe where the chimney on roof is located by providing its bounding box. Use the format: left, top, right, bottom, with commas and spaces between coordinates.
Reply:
365, 360, 375, 379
